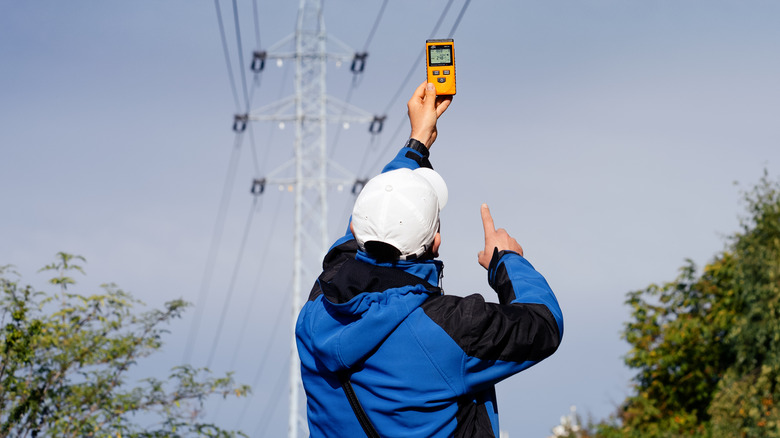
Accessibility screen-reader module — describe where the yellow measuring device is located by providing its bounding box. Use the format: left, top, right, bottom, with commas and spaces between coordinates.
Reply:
426, 39, 456, 96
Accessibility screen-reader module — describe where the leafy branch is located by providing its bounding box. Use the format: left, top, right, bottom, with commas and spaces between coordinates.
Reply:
0, 253, 249, 437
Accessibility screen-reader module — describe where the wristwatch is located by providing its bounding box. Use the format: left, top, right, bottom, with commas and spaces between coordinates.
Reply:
404, 138, 433, 169
404, 138, 429, 158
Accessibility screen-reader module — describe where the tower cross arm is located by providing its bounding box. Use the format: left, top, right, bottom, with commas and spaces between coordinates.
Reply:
260, 33, 363, 63
325, 96, 376, 124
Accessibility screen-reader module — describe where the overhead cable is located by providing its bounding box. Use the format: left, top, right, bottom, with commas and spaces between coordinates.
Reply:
363, 117, 405, 178
380, 0, 455, 116
362, 0, 389, 53
364, 0, 473, 177
247, 121, 262, 178
205, 196, 260, 368
448, 0, 472, 39
329, 0, 392, 157
252, 0, 262, 50
183, 132, 246, 364
227, 193, 284, 371
230, 0, 252, 112
235, 277, 291, 427
213, 0, 241, 111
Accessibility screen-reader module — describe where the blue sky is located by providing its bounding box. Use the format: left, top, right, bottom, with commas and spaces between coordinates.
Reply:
2, 1, 780, 436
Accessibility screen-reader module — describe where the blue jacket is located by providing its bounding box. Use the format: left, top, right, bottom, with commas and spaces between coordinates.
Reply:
296, 145, 564, 437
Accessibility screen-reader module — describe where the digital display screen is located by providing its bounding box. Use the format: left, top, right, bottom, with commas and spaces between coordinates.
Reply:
429, 46, 452, 66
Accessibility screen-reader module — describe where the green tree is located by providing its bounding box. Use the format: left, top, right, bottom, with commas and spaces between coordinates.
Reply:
0, 252, 250, 437
594, 172, 780, 438
708, 171, 780, 436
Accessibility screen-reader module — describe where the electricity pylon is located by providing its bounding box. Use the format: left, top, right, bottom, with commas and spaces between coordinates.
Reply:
248, 0, 376, 436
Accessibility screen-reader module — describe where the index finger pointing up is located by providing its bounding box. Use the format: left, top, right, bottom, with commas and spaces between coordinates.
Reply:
481, 203, 495, 236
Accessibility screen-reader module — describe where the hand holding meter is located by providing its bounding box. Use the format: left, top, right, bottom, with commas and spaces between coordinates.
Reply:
426, 39, 456, 96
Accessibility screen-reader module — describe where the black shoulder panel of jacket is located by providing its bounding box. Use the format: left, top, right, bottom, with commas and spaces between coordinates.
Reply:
421, 293, 560, 363
319, 257, 440, 304
454, 397, 495, 438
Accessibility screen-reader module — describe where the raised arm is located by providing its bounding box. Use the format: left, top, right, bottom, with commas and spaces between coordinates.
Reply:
457, 204, 563, 389
338, 82, 453, 242
381, 81, 453, 173
408, 81, 452, 148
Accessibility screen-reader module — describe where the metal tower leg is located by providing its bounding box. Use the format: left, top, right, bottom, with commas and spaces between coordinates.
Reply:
290, 1, 327, 436
246, 1, 377, 436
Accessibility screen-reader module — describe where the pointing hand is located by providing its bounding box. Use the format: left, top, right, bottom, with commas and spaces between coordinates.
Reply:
478, 204, 523, 269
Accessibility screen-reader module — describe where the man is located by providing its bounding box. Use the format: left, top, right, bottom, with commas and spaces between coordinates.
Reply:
296, 82, 563, 437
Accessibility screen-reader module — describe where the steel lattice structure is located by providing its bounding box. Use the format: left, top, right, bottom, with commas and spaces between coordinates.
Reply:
248, 0, 375, 435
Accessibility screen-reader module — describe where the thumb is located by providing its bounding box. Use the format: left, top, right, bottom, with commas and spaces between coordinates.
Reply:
424, 83, 437, 109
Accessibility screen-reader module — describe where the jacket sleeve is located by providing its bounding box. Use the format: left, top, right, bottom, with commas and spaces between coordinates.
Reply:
421, 249, 563, 393
380, 140, 432, 172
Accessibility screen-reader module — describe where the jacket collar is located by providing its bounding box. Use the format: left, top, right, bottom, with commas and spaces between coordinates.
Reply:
319, 251, 442, 305
355, 250, 443, 288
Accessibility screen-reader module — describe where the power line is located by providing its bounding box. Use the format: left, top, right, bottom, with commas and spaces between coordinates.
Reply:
188, 0, 278, 366
363, 115, 405, 178
227, 193, 284, 370
230, 0, 252, 112
329, 0, 391, 158
220, 63, 291, 375
205, 195, 260, 368
252, 61, 293, 176
207, 135, 285, 423
252, 0, 262, 50
328, 82, 359, 158
380, 0, 455, 116
235, 277, 291, 427
207, 196, 282, 424
356, 0, 459, 177
183, 132, 245, 364
363, 0, 473, 177
247, 119, 262, 178
362, 0, 389, 53
204, 2, 475, 434
213, 0, 241, 111
250, 0, 264, 89
448, 0, 472, 39
333, 135, 379, 241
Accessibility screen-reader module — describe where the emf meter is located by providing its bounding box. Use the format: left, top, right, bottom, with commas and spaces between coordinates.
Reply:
426, 39, 456, 96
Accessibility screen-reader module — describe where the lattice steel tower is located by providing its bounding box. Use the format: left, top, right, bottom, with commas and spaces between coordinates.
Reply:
249, 0, 375, 436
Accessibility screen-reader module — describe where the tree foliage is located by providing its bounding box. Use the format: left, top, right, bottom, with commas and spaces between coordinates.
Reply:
0, 252, 250, 437
595, 172, 780, 438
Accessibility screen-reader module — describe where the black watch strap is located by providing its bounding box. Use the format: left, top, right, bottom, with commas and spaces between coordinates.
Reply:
404, 138, 433, 169
404, 138, 429, 157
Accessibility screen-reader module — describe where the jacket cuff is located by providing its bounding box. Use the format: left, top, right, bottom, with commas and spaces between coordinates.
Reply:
487, 248, 520, 280
487, 248, 521, 304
